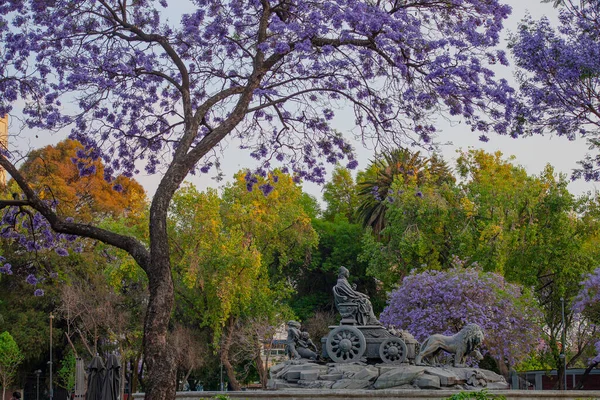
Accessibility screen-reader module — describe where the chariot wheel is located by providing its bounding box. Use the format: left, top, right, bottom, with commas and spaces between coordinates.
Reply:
326, 326, 366, 363
379, 337, 407, 364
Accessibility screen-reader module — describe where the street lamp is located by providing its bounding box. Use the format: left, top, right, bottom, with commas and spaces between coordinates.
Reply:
220, 361, 224, 391
35, 370, 41, 400
560, 297, 567, 390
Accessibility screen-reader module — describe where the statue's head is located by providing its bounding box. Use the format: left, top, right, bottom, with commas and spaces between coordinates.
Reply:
287, 320, 301, 329
338, 266, 349, 279
300, 331, 310, 340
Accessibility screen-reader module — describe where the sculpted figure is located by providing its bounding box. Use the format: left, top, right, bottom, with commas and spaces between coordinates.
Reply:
414, 323, 484, 367
285, 320, 301, 360
285, 321, 319, 360
297, 331, 319, 360
333, 266, 381, 325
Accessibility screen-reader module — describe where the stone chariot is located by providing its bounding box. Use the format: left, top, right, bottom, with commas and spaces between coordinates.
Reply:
321, 267, 417, 364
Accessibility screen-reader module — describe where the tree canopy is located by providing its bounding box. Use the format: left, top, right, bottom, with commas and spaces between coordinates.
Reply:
380, 264, 542, 376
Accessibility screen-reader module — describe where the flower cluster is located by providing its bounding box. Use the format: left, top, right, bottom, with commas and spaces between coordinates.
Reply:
380, 265, 543, 367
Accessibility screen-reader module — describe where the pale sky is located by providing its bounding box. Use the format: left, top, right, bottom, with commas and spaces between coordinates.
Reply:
10, 0, 600, 202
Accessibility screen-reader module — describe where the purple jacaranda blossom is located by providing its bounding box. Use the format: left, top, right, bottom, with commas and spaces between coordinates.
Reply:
0, 263, 12, 275
26, 274, 38, 285
259, 183, 274, 196
55, 247, 69, 257
346, 160, 359, 170
380, 264, 542, 368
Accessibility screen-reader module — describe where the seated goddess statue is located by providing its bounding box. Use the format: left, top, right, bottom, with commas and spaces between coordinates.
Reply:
333, 266, 381, 326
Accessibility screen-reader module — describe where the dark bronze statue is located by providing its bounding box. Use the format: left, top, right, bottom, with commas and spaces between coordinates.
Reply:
333, 266, 381, 325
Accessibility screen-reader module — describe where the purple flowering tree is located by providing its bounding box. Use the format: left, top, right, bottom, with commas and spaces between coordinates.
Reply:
0, 1, 516, 398
573, 267, 600, 387
510, 1, 600, 180
380, 263, 542, 377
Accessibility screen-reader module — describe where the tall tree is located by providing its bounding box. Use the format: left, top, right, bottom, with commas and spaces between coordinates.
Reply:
0, 1, 517, 397
169, 173, 313, 389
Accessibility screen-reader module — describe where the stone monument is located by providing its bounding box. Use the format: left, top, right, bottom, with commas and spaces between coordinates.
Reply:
268, 266, 509, 391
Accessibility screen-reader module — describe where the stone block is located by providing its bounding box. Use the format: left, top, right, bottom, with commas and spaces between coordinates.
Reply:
269, 362, 287, 377
285, 370, 301, 381
415, 374, 441, 389
330, 363, 371, 378
298, 380, 335, 389
476, 369, 506, 383
267, 379, 299, 389
424, 367, 465, 386
485, 381, 510, 390
300, 370, 321, 381
319, 373, 343, 381
351, 366, 379, 381
373, 365, 425, 389
331, 378, 372, 389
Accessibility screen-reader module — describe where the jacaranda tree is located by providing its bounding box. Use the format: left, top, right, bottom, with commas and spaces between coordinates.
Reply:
380, 262, 542, 377
0, 1, 517, 398
574, 267, 600, 378
510, 0, 600, 180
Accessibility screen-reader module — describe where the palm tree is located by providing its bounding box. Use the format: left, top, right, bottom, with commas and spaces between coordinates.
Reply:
356, 148, 453, 235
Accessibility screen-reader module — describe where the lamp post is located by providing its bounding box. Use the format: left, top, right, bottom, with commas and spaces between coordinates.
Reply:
35, 369, 41, 400
49, 313, 54, 400
220, 361, 224, 391
560, 297, 567, 390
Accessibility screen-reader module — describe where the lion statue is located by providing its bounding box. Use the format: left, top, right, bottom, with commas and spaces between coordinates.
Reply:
414, 323, 484, 367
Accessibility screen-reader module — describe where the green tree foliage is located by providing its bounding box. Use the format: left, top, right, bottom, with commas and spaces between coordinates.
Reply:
322, 166, 358, 222
169, 172, 317, 389
57, 349, 76, 392
360, 175, 461, 287
356, 148, 453, 235
360, 149, 600, 383
0, 331, 24, 400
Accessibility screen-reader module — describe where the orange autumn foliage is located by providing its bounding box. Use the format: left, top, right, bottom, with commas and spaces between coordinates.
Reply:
16, 139, 147, 222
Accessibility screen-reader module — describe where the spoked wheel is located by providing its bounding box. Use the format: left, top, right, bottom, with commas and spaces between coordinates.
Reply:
326, 326, 366, 363
379, 337, 407, 364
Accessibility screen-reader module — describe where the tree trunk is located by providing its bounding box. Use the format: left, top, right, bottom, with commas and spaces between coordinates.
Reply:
221, 318, 242, 391
496, 360, 509, 380
141, 259, 177, 400
131, 355, 140, 395
575, 361, 598, 389
255, 352, 268, 389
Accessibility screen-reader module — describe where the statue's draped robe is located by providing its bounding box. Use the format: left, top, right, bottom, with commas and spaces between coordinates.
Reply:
333, 277, 380, 325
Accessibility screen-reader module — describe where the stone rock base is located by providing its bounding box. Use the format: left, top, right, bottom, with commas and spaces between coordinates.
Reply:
268, 360, 509, 391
